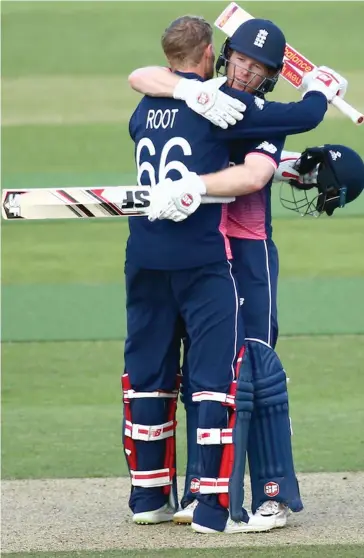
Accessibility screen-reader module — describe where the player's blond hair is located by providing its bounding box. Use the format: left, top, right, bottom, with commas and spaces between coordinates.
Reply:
162, 16, 213, 67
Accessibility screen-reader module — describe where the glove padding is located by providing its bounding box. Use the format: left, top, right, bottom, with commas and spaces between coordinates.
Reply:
274, 150, 319, 188
173, 76, 246, 129
301, 65, 348, 102
148, 173, 206, 222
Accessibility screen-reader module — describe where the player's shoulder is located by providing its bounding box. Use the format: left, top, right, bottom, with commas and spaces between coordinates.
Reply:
129, 104, 139, 140
129, 98, 146, 139
128, 95, 175, 136
245, 136, 286, 169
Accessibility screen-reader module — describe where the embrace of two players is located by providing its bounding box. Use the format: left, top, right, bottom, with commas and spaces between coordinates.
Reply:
122, 11, 364, 535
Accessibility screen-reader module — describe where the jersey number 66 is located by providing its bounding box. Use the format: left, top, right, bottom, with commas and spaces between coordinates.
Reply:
136, 137, 192, 187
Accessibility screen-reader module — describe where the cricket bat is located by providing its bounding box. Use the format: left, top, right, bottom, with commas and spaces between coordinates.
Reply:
1, 186, 234, 221
215, 2, 363, 126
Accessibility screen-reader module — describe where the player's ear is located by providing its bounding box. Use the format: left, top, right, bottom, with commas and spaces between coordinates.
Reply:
203, 43, 216, 79
205, 43, 214, 58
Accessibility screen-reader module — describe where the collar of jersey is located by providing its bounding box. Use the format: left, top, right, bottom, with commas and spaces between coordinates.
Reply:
174, 70, 205, 82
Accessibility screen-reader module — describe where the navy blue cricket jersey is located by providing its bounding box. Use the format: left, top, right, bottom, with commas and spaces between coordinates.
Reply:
127, 72, 327, 270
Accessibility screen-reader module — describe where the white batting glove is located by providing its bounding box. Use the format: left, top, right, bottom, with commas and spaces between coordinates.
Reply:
274, 150, 318, 186
173, 76, 246, 129
148, 173, 206, 223
301, 66, 348, 102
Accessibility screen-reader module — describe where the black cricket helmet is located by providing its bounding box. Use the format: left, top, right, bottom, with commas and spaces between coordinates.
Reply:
280, 144, 364, 217
216, 18, 286, 95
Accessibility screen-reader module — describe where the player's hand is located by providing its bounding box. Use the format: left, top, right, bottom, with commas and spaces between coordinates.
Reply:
148, 173, 206, 222
301, 66, 348, 102
173, 76, 247, 129
274, 150, 318, 187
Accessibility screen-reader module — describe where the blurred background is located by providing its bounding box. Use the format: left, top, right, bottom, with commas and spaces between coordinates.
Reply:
2, 1, 363, 481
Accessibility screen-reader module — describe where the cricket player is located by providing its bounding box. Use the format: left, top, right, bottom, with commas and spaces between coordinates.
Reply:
125, 15, 347, 535
149, 140, 364, 528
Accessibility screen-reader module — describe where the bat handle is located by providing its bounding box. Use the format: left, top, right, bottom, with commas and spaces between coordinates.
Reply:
331, 96, 364, 125
201, 195, 236, 204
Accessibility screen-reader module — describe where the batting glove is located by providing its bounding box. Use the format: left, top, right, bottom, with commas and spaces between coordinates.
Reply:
274, 150, 318, 186
148, 173, 206, 223
301, 66, 348, 103
173, 76, 246, 129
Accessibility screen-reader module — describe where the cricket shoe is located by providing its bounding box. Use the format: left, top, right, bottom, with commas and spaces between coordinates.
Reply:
191, 512, 276, 534
173, 500, 198, 524
132, 504, 175, 524
253, 501, 290, 529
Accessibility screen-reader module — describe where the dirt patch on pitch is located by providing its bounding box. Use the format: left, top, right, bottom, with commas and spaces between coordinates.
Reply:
2, 472, 364, 553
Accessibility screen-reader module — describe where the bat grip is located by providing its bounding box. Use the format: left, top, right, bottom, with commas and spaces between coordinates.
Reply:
331, 96, 364, 125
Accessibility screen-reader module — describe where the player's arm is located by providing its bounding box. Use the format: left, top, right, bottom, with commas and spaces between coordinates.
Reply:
219, 67, 347, 138
217, 92, 327, 138
128, 66, 246, 129
212, 149, 319, 193
130, 65, 346, 136
128, 66, 179, 97
129, 68, 325, 136
200, 155, 275, 196
147, 159, 273, 222
206, 149, 319, 195
148, 139, 284, 221
200, 138, 284, 196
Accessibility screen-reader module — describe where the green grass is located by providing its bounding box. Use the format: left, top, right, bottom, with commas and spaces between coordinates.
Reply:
2, 215, 363, 342
2, 2, 363, 75
5, 546, 364, 558
2, 276, 364, 343
3, 215, 364, 286
1, 124, 135, 180
2, 336, 364, 479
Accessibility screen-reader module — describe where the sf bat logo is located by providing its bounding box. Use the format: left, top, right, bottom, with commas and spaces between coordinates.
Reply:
117, 189, 150, 211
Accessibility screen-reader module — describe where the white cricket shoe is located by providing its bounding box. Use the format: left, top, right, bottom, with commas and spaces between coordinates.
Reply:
192, 512, 276, 534
253, 501, 290, 529
132, 503, 175, 524
173, 500, 198, 524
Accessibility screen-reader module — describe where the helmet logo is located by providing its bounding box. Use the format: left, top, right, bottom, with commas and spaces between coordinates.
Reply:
254, 29, 269, 48
329, 150, 342, 161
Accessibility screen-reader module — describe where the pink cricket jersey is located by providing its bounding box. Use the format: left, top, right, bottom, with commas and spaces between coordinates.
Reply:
227, 152, 279, 240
